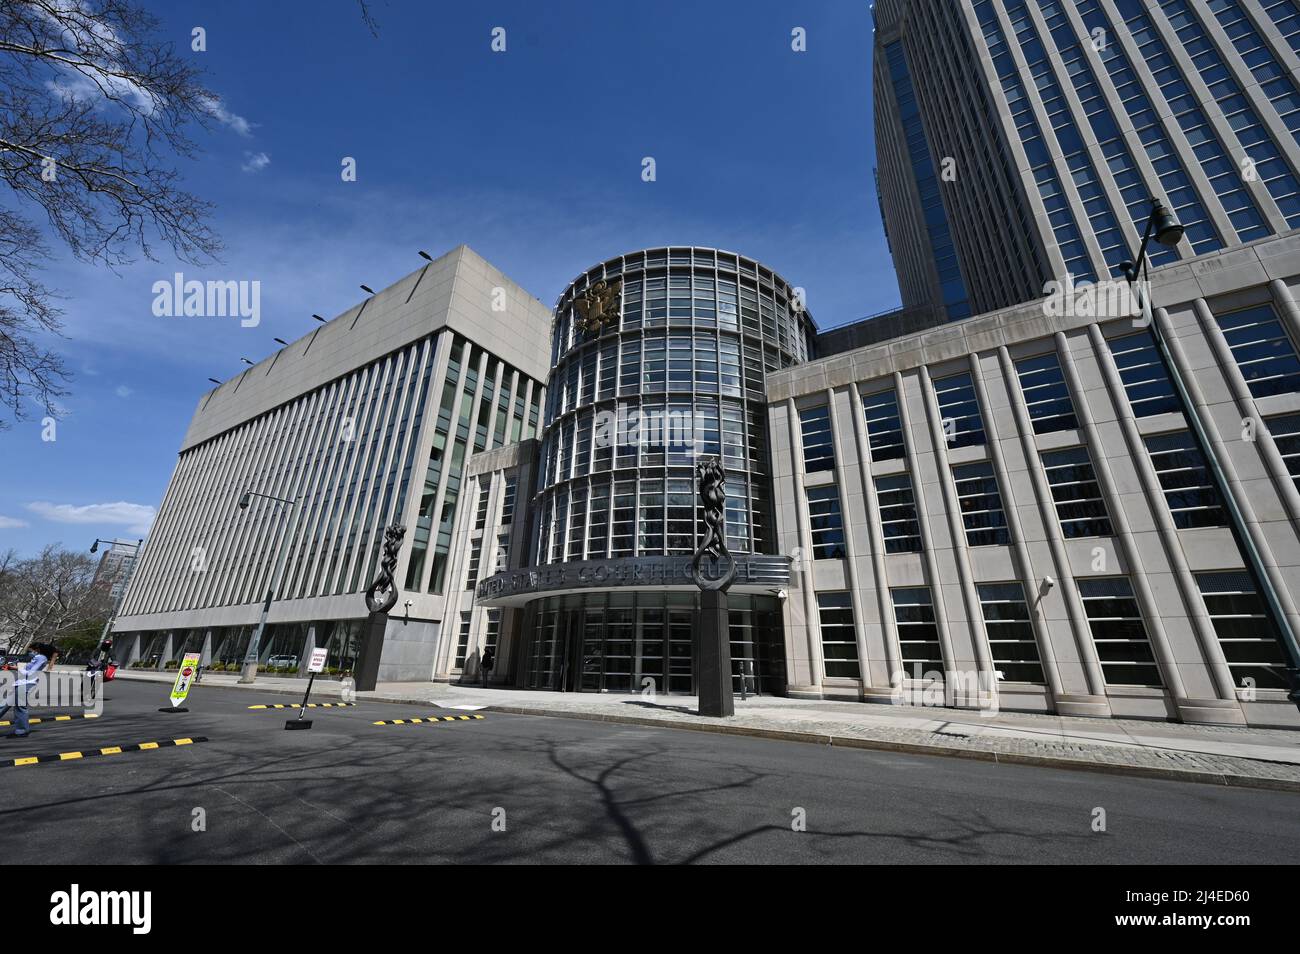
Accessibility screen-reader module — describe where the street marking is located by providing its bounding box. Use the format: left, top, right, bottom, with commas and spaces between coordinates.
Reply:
0, 713, 101, 727
2, 737, 208, 768
371, 714, 485, 726
247, 703, 357, 710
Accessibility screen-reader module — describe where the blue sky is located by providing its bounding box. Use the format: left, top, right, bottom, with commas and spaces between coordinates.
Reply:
1, 0, 898, 556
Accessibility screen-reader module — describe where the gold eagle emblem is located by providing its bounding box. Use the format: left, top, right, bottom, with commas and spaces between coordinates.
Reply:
573, 279, 622, 332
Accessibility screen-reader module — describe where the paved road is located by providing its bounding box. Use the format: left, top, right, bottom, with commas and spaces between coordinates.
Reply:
1, 679, 1296, 864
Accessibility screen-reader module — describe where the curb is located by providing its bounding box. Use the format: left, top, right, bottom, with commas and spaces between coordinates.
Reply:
481, 703, 1300, 794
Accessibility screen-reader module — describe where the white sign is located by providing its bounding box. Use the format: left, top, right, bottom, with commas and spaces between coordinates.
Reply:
308, 647, 328, 674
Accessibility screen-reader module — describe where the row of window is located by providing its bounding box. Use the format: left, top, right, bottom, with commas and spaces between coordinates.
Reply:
463, 474, 517, 589
817, 570, 1287, 690
404, 335, 543, 595
798, 305, 1300, 553
553, 263, 811, 366
547, 331, 797, 420
541, 397, 769, 491
805, 423, 1233, 558
535, 470, 773, 563
124, 337, 438, 618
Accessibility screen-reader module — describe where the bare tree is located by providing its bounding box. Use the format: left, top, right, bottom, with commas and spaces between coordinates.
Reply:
0, 542, 110, 652
0, 0, 223, 428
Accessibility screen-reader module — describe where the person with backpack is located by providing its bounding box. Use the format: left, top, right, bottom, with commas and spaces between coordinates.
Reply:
480, 646, 495, 686
2, 642, 58, 737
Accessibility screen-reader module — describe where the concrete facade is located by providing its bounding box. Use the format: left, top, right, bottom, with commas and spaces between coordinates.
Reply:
873, 0, 1300, 323
112, 246, 553, 682
768, 231, 1300, 727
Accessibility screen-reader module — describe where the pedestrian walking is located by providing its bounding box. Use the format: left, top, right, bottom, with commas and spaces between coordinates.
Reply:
480, 646, 495, 686
2, 642, 58, 737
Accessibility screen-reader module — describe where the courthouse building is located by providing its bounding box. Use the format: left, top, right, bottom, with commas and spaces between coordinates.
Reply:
116, 0, 1300, 725
113, 246, 551, 680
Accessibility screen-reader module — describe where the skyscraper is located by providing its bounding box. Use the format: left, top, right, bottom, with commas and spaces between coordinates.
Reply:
873, 0, 1300, 319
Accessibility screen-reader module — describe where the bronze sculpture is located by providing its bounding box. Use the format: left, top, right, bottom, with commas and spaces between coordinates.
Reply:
690, 457, 735, 716
690, 457, 737, 591
354, 524, 405, 691
364, 524, 405, 614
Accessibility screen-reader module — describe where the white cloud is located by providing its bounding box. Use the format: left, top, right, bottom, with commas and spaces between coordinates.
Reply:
241, 151, 271, 174
114, 384, 133, 398
26, 501, 155, 536
0, 516, 30, 529
201, 94, 254, 136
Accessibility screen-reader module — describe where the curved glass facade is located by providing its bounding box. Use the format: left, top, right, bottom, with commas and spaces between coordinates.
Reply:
535, 247, 815, 565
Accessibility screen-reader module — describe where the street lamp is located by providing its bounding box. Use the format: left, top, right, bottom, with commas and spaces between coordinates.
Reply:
89, 537, 145, 664
1121, 197, 1300, 711
235, 490, 299, 684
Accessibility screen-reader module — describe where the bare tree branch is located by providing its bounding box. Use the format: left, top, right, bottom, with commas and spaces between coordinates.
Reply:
0, 0, 225, 428
0, 542, 110, 652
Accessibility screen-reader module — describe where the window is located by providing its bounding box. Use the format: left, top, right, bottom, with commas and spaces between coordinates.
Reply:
611, 479, 635, 557
638, 478, 664, 554
892, 587, 944, 677
454, 612, 471, 668
977, 582, 1044, 683
862, 387, 905, 461
1078, 577, 1161, 687
473, 484, 490, 530
807, 486, 846, 559
1016, 351, 1078, 433
1144, 431, 1226, 528
1215, 304, 1300, 398
465, 539, 482, 588
1108, 331, 1180, 417
799, 404, 835, 473
876, 472, 921, 553
1041, 447, 1113, 537
484, 609, 501, 653
952, 461, 1010, 546
499, 475, 517, 526
818, 592, 860, 678
1267, 413, 1300, 492
1196, 571, 1290, 691
933, 371, 985, 447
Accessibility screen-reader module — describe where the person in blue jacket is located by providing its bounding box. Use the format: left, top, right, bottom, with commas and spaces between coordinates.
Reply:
1, 642, 58, 737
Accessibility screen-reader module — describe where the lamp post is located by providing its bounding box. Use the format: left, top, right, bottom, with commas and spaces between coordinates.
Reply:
236, 490, 299, 684
90, 537, 144, 664
1121, 198, 1300, 711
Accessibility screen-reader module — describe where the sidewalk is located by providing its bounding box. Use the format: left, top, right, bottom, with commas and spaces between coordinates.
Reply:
117, 669, 1300, 792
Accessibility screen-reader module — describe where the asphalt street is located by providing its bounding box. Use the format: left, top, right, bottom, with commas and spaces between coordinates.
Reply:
1, 678, 1297, 864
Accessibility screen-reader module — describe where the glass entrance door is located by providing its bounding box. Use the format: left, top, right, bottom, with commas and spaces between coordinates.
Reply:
667, 607, 695, 694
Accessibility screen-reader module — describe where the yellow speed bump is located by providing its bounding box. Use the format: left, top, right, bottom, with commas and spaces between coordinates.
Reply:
247, 703, 357, 710
0, 713, 100, 727
372, 714, 485, 726
2, 737, 208, 768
